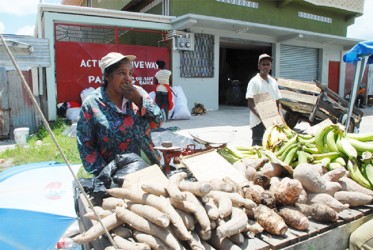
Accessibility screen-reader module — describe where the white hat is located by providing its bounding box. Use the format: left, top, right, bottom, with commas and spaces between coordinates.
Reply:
258, 54, 273, 64
99, 52, 136, 74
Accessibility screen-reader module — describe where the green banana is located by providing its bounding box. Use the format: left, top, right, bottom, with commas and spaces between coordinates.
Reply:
297, 136, 316, 146
331, 157, 346, 167
261, 149, 293, 174
346, 132, 373, 142
284, 146, 298, 165
325, 128, 339, 152
315, 124, 333, 153
347, 160, 372, 189
347, 138, 373, 153
336, 134, 358, 159
312, 152, 341, 161
275, 134, 298, 157
297, 150, 308, 164
328, 162, 344, 171
363, 163, 373, 187
302, 146, 319, 154
277, 143, 297, 161
298, 133, 314, 140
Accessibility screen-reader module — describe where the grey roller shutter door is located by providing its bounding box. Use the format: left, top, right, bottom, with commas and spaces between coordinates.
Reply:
279, 44, 319, 82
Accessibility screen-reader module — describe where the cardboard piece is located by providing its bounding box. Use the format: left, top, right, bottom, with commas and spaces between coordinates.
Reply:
121, 164, 169, 191
181, 149, 247, 185
253, 92, 284, 128
304, 118, 334, 136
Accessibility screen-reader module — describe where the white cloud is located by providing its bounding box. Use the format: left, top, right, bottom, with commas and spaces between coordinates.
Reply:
0, 22, 5, 33
0, 0, 40, 16
16, 25, 35, 36
347, 1, 373, 40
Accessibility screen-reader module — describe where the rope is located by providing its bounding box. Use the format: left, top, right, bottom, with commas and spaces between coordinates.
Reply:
0, 34, 118, 249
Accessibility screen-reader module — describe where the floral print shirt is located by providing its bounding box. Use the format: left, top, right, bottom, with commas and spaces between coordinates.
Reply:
77, 86, 163, 175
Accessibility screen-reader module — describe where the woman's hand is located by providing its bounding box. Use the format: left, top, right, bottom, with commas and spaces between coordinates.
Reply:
121, 84, 142, 107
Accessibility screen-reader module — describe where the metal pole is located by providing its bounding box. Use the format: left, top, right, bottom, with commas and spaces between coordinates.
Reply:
345, 56, 368, 132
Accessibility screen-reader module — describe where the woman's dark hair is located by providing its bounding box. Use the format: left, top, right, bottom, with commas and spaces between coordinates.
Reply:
102, 58, 132, 88
156, 60, 166, 69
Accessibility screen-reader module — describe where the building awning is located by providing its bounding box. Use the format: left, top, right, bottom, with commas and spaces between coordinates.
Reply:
0, 39, 34, 55
172, 14, 361, 50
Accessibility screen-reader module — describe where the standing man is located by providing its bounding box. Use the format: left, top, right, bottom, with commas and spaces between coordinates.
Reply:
245, 54, 283, 146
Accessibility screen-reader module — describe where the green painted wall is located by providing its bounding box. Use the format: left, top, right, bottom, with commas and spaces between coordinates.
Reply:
169, 0, 349, 36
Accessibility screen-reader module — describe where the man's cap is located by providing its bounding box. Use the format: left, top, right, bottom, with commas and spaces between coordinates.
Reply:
99, 52, 136, 74
258, 54, 273, 64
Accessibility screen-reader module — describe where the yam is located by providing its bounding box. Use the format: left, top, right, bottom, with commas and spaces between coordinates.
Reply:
245, 166, 257, 182
209, 232, 242, 250
242, 157, 269, 170
175, 208, 196, 230
113, 235, 150, 250
184, 192, 211, 231
133, 230, 168, 250
293, 163, 326, 193
73, 212, 123, 244
323, 181, 342, 196
208, 179, 235, 192
253, 204, 288, 236
188, 232, 205, 250
244, 219, 264, 239
260, 162, 283, 178
111, 226, 132, 238
102, 197, 126, 211
338, 177, 373, 196
141, 183, 168, 197
178, 180, 212, 197
84, 206, 113, 220
322, 167, 347, 182
278, 206, 309, 231
125, 201, 170, 228
273, 177, 303, 206
216, 207, 248, 239
295, 203, 338, 222
296, 189, 308, 204
233, 160, 247, 176
307, 193, 349, 212
334, 191, 373, 207
203, 197, 220, 220
207, 191, 233, 218
115, 206, 184, 250
107, 188, 191, 241
167, 172, 187, 201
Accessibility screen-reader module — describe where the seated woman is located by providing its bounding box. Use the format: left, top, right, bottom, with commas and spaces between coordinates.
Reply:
76, 52, 163, 175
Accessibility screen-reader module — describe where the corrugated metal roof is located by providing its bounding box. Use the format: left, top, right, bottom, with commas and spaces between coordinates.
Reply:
0, 34, 50, 70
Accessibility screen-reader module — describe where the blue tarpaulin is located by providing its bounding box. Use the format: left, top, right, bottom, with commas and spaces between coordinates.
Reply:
343, 40, 373, 64
343, 40, 373, 131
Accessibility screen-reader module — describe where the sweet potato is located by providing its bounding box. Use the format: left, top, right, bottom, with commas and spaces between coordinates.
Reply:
293, 163, 326, 193
334, 191, 373, 207
307, 193, 349, 212
253, 204, 288, 236
278, 206, 309, 231
295, 203, 338, 222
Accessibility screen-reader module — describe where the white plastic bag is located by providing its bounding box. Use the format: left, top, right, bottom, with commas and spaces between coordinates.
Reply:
170, 86, 191, 120
80, 87, 95, 103
66, 107, 81, 123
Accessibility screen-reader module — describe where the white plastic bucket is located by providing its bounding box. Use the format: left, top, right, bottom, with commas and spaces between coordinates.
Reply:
14, 127, 30, 146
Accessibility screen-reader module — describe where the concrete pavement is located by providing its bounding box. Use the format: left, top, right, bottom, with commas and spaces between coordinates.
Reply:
163, 104, 373, 147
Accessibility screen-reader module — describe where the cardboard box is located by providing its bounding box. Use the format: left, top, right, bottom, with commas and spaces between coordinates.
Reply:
253, 92, 284, 128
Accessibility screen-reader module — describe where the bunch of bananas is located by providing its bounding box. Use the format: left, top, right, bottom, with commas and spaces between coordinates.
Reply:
261, 123, 373, 189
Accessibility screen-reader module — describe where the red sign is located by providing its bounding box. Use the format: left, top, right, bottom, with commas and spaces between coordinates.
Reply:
55, 42, 170, 104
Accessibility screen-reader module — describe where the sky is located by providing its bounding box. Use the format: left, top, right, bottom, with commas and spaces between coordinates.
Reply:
0, 0, 372, 40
